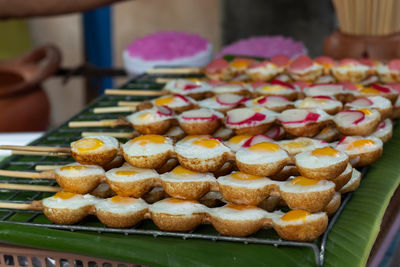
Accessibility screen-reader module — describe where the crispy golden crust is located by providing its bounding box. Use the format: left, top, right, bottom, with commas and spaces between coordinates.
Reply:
96, 209, 147, 228
377, 107, 393, 120
257, 92, 298, 101
273, 215, 328, 241
210, 217, 263, 237
132, 120, 173, 135
218, 184, 270, 205
215, 89, 251, 97
279, 187, 335, 212
233, 122, 274, 135
331, 168, 352, 190
71, 149, 117, 167
123, 151, 171, 169
171, 104, 196, 114
332, 70, 367, 83
324, 106, 342, 115
236, 158, 288, 177
43, 206, 91, 225
161, 180, 211, 200
336, 119, 381, 136
177, 153, 228, 173
267, 104, 295, 113
379, 73, 400, 83
349, 148, 383, 167
151, 213, 203, 232
186, 92, 209, 101
324, 192, 341, 216
282, 121, 328, 138
106, 177, 156, 197
392, 107, 400, 119
290, 68, 324, 82
296, 159, 348, 180
55, 174, 102, 194
205, 69, 233, 82
179, 120, 221, 135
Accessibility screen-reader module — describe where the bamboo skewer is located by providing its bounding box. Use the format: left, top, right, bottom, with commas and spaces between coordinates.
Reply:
0, 170, 55, 179
81, 131, 136, 139
0, 183, 60, 192
0, 145, 70, 153
35, 165, 62, 171
0, 202, 40, 210
118, 101, 141, 107
146, 67, 202, 74
12, 151, 71, 157
68, 120, 119, 128
93, 106, 136, 114
105, 89, 164, 96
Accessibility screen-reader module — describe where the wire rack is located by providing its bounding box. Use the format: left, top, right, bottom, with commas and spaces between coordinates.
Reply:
0, 72, 363, 267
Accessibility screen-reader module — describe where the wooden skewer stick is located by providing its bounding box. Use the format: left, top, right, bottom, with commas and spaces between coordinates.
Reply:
68, 120, 119, 128
155, 77, 205, 84
146, 67, 202, 74
0, 183, 60, 192
105, 89, 165, 96
0, 202, 38, 210
0, 145, 70, 153
93, 106, 136, 114
81, 131, 136, 139
0, 170, 55, 179
35, 165, 62, 171
117, 101, 141, 107
12, 151, 71, 157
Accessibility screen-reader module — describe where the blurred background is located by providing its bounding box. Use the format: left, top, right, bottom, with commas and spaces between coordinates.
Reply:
0, 0, 337, 128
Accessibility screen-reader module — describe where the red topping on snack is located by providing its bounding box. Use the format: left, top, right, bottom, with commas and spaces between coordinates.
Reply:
216, 95, 248, 106
271, 55, 291, 67
387, 83, 400, 93
337, 58, 360, 66
250, 81, 267, 91
173, 94, 190, 103
359, 58, 375, 67
339, 110, 365, 125
314, 56, 334, 65
156, 106, 173, 116
312, 95, 334, 100
270, 79, 295, 89
388, 59, 400, 72
370, 83, 392, 93
265, 126, 282, 139
349, 97, 374, 106
280, 112, 320, 124
378, 121, 386, 129
289, 55, 313, 72
205, 58, 229, 73
183, 84, 201, 91
181, 114, 219, 121
339, 81, 359, 91
337, 136, 347, 145
226, 112, 266, 125
242, 134, 273, 148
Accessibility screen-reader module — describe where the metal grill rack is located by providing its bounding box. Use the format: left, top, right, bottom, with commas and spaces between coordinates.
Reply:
0, 72, 363, 266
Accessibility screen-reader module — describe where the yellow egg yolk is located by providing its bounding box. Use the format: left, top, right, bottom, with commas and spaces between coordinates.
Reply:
346, 139, 376, 151
360, 87, 380, 94
300, 98, 328, 107
358, 108, 373, 115
231, 172, 264, 180
281, 210, 311, 221
260, 85, 284, 92
115, 170, 137, 176
138, 112, 153, 120
74, 138, 104, 153
311, 147, 339, 157
111, 195, 135, 204
172, 166, 197, 176
131, 135, 167, 146
154, 96, 174, 106
284, 140, 308, 150
226, 203, 257, 210
60, 165, 88, 172
167, 198, 199, 204
54, 191, 76, 199
291, 176, 319, 186
249, 142, 280, 152
229, 135, 251, 144
230, 60, 251, 69
193, 138, 220, 148
252, 96, 265, 104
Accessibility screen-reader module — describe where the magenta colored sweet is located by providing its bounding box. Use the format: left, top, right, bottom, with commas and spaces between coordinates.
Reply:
126, 31, 209, 60
216, 36, 306, 59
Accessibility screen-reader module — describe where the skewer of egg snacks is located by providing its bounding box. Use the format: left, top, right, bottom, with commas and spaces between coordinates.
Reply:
0, 191, 330, 242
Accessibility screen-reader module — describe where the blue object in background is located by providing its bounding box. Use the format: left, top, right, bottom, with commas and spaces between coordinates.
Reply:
83, 7, 113, 94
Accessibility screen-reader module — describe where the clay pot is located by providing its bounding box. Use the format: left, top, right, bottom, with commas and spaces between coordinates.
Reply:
0, 45, 61, 132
